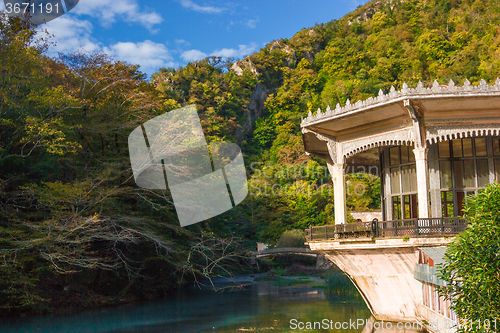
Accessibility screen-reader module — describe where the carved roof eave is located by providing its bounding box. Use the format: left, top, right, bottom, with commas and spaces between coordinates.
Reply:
426, 125, 500, 144
301, 79, 500, 128
304, 123, 500, 162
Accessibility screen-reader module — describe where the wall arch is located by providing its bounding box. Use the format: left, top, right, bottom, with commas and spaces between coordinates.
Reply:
342, 128, 415, 160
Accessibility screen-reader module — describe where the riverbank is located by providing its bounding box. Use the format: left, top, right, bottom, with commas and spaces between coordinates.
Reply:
1, 262, 318, 318
0, 269, 372, 333
0, 269, 428, 333
2, 254, 358, 320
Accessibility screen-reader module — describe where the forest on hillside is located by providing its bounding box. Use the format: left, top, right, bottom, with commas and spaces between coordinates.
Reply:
1, 0, 500, 315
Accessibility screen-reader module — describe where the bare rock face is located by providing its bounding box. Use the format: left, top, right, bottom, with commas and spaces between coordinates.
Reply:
230, 57, 268, 144
230, 62, 244, 76
268, 40, 296, 67
231, 57, 258, 76
234, 83, 268, 144
354, 6, 376, 22
231, 41, 299, 143
304, 29, 321, 62
289, 28, 322, 63
351, 0, 406, 23
269, 40, 294, 54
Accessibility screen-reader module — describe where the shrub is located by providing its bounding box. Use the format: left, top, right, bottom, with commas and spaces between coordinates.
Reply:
438, 183, 500, 333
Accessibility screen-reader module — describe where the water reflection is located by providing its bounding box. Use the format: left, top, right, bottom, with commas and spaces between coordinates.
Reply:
0, 278, 423, 333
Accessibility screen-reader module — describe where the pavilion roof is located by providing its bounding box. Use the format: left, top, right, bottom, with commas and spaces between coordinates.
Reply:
301, 78, 500, 128
301, 78, 500, 160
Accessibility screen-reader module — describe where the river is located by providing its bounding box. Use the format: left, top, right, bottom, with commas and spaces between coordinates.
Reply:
0, 275, 424, 333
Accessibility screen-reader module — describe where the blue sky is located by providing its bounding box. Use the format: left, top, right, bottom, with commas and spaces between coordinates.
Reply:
1, 0, 366, 77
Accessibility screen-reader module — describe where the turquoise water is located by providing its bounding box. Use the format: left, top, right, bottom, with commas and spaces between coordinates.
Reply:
0, 277, 421, 333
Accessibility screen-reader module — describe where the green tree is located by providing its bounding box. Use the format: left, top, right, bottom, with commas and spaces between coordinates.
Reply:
0, 15, 251, 315
438, 183, 500, 333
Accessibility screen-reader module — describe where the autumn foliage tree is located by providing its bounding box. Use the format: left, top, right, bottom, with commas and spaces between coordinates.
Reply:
0, 14, 248, 315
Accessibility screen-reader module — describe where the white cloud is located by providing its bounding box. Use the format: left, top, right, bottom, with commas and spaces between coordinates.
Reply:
73, 0, 162, 31
0, 2, 5, 11
180, 43, 258, 63
40, 16, 175, 76
210, 43, 258, 59
228, 17, 259, 30
103, 41, 177, 75
175, 39, 190, 46
178, 0, 225, 14
42, 16, 100, 55
243, 18, 258, 29
181, 49, 208, 62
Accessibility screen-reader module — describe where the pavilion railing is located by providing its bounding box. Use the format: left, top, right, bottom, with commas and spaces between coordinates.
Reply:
305, 217, 467, 242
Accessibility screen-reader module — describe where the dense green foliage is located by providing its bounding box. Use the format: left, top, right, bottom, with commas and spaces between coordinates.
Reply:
0, 14, 250, 315
236, 0, 500, 242
152, 57, 257, 142
438, 183, 500, 333
276, 229, 306, 248
2, 0, 500, 315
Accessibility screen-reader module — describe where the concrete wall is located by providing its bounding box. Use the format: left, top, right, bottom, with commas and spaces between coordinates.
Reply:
324, 248, 419, 322
351, 211, 383, 222
308, 237, 454, 323
414, 277, 458, 333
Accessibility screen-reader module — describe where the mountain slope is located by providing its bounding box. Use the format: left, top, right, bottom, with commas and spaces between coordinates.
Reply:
166, 0, 500, 243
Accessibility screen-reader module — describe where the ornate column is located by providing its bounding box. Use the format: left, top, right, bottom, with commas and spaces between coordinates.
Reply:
405, 99, 430, 219
327, 161, 347, 225
325, 136, 347, 225
427, 144, 442, 218
413, 147, 430, 218
382, 149, 392, 221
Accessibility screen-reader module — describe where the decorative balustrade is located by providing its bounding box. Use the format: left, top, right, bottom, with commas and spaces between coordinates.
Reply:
301, 78, 500, 126
305, 217, 467, 242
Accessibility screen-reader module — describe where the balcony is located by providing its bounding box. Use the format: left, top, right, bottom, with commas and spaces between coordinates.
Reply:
305, 217, 467, 242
